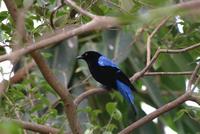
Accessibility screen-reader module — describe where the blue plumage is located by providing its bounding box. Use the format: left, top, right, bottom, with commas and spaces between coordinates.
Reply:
77, 51, 138, 115
98, 56, 118, 68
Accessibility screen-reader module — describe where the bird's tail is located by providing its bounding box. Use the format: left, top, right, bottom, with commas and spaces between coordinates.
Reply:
116, 80, 138, 116
126, 92, 138, 116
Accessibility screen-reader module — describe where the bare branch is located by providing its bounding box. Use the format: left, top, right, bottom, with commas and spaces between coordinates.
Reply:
50, 0, 64, 30
0, 61, 36, 96
187, 63, 200, 91
74, 88, 107, 106
130, 42, 200, 82
74, 41, 200, 107
144, 71, 193, 76
118, 93, 190, 134
64, 0, 96, 18
0, 1, 200, 63
5, 1, 83, 133
146, 16, 169, 65
3, 0, 18, 23
10, 61, 36, 84
8, 119, 71, 134
160, 42, 200, 53
0, 16, 120, 63
31, 51, 82, 133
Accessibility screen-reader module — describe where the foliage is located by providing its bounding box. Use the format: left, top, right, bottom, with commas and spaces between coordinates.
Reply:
0, 0, 200, 133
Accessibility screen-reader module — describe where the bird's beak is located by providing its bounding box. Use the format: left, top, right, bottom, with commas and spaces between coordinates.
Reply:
76, 55, 83, 59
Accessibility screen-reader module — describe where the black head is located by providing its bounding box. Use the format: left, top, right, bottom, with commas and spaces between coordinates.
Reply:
76, 51, 102, 63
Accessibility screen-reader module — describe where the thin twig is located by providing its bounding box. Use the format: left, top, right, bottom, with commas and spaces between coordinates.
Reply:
146, 16, 170, 65
144, 71, 193, 76
130, 42, 200, 82
50, 0, 64, 30
187, 63, 200, 91
64, 0, 96, 18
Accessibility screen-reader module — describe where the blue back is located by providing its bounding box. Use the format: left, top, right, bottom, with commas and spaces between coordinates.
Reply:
98, 56, 118, 68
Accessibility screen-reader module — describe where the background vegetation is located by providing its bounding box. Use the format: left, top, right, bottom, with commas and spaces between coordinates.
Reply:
0, 0, 200, 134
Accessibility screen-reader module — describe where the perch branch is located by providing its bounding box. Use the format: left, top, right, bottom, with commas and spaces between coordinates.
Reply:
74, 88, 107, 106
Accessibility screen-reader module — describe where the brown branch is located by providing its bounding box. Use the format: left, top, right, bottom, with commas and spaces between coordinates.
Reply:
160, 42, 200, 53
64, 0, 96, 18
74, 88, 107, 106
50, 0, 63, 30
31, 53, 82, 133
144, 71, 193, 76
5, 1, 82, 133
119, 55, 200, 133
10, 61, 36, 84
130, 42, 200, 82
8, 119, 71, 134
187, 63, 200, 91
3, 0, 18, 23
74, 42, 200, 106
0, 0, 200, 63
0, 61, 35, 96
146, 16, 169, 65
118, 92, 190, 134
0, 16, 120, 62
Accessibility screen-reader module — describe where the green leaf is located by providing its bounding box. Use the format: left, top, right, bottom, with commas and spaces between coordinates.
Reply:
106, 102, 117, 115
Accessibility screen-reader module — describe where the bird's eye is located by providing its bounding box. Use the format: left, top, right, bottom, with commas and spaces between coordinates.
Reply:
85, 53, 88, 56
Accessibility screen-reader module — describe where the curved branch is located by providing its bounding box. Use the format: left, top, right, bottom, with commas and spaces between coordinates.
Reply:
64, 0, 96, 18
9, 119, 71, 134
0, 1, 200, 63
130, 42, 200, 82
119, 55, 200, 133
0, 16, 120, 63
5, 0, 83, 133
74, 88, 107, 106
146, 16, 169, 65
118, 93, 190, 134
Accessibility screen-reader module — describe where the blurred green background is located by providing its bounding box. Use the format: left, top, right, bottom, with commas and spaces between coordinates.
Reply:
0, 0, 200, 133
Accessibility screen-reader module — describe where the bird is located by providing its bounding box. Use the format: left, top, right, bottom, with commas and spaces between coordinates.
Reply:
77, 51, 138, 115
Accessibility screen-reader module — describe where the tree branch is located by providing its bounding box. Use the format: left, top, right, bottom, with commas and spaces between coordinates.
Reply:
74, 88, 107, 106
0, 61, 35, 96
119, 54, 200, 134
144, 71, 193, 76
130, 42, 200, 82
8, 119, 71, 134
146, 16, 169, 65
64, 0, 96, 18
0, 16, 120, 63
0, 1, 200, 63
10, 61, 36, 84
4, 1, 82, 133
118, 93, 190, 134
